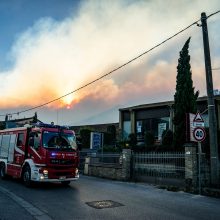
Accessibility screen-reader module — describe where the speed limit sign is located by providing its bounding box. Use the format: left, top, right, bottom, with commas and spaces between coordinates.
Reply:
193, 127, 206, 142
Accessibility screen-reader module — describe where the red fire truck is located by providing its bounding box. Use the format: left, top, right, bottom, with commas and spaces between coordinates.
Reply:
0, 123, 79, 186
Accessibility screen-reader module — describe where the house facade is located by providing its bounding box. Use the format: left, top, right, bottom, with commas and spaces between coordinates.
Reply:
119, 96, 220, 144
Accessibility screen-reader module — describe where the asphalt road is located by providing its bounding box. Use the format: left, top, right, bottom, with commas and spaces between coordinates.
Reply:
0, 175, 220, 220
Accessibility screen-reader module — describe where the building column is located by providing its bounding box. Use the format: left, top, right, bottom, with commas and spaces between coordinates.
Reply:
168, 105, 174, 132
119, 110, 123, 133
130, 110, 135, 134
121, 149, 132, 180
185, 143, 198, 192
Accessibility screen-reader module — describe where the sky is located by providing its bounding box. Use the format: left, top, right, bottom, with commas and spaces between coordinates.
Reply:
0, 0, 219, 126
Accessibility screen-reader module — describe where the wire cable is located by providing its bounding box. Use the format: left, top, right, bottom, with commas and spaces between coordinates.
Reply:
212, 67, 220, 71
0, 10, 219, 118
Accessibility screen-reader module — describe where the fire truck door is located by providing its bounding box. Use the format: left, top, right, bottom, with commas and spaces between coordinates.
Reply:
14, 133, 25, 165
8, 134, 16, 163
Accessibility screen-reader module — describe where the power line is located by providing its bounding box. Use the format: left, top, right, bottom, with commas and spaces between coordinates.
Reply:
212, 67, 220, 70
0, 10, 219, 118
207, 10, 220, 18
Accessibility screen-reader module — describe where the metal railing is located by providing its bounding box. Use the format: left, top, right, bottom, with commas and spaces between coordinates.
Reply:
89, 153, 122, 167
133, 152, 185, 179
80, 152, 122, 169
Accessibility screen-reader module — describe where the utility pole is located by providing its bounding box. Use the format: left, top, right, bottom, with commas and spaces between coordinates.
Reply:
201, 12, 219, 186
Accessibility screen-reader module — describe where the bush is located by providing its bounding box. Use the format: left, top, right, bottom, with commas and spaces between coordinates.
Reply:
98, 145, 122, 153
144, 131, 154, 147
128, 133, 137, 149
162, 129, 173, 146
79, 128, 92, 148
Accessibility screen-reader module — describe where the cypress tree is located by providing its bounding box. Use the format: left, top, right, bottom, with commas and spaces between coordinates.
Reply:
173, 37, 199, 149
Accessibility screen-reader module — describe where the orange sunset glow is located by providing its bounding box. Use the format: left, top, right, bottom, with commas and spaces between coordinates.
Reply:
0, 0, 219, 125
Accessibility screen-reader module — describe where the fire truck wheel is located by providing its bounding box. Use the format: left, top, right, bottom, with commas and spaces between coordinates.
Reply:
22, 166, 32, 187
61, 181, 70, 186
0, 163, 6, 179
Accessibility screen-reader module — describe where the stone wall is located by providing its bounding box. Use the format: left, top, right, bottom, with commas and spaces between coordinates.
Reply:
84, 149, 132, 181
88, 165, 123, 180
84, 146, 212, 192
185, 143, 211, 192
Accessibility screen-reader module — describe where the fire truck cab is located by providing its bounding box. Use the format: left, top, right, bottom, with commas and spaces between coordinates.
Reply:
0, 123, 79, 186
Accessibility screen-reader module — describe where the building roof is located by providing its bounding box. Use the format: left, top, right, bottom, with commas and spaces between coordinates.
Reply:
0, 116, 42, 129
119, 95, 220, 111
70, 122, 119, 134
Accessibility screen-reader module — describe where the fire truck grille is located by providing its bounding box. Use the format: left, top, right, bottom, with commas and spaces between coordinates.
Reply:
50, 159, 74, 165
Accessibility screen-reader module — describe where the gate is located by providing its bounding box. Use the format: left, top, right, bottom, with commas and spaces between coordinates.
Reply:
133, 152, 185, 187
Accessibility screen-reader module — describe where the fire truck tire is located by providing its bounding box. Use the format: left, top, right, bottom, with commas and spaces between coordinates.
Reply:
0, 163, 6, 179
61, 181, 70, 186
22, 165, 32, 187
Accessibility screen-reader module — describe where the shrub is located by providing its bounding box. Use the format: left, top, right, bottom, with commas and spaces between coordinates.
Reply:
79, 128, 92, 148
128, 133, 137, 149
162, 129, 173, 146
144, 131, 154, 147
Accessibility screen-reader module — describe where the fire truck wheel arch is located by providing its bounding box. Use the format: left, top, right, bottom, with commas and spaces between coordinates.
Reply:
0, 162, 6, 179
0, 160, 7, 178
22, 160, 33, 175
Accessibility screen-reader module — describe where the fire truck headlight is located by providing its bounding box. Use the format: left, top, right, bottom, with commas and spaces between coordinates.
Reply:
43, 170, 48, 175
75, 168, 79, 175
43, 170, 48, 178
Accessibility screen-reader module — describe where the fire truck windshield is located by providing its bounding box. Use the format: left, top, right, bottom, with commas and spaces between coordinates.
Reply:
42, 131, 77, 151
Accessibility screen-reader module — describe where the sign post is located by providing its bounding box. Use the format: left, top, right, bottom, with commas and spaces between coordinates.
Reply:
189, 112, 206, 194
193, 126, 206, 194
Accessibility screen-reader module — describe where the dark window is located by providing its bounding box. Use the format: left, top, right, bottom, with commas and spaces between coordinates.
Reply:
17, 133, 25, 146
123, 111, 130, 121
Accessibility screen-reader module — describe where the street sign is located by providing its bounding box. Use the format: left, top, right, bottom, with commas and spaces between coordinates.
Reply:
193, 127, 206, 142
193, 112, 204, 127
90, 132, 103, 150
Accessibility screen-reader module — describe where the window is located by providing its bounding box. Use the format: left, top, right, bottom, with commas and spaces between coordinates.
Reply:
0, 135, 10, 158
123, 121, 131, 139
17, 133, 25, 146
42, 131, 77, 151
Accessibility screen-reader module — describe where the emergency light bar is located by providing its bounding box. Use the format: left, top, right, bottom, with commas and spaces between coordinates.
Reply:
32, 122, 69, 129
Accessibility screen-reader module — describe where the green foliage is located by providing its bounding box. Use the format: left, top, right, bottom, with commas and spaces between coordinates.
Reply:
98, 145, 122, 153
101, 125, 117, 146
144, 131, 154, 147
162, 129, 173, 146
79, 128, 92, 148
128, 133, 137, 148
107, 125, 116, 139
173, 37, 199, 149
103, 132, 113, 145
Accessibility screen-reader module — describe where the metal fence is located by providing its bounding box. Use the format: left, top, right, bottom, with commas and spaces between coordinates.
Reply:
89, 153, 122, 167
133, 152, 185, 179
79, 151, 122, 171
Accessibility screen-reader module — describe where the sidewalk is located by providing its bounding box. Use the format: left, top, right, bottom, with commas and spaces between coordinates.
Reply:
0, 185, 52, 220
0, 189, 34, 220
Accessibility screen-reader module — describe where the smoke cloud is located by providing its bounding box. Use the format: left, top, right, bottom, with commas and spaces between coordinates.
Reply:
0, 0, 219, 124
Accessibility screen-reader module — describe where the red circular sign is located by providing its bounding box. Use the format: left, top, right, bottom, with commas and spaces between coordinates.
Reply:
193, 127, 206, 142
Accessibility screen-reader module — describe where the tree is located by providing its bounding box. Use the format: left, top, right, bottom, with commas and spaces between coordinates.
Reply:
144, 131, 154, 148
128, 133, 137, 149
173, 37, 199, 149
79, 128, 91, 148
162, 129, 173, 147
106, 124, 116, 145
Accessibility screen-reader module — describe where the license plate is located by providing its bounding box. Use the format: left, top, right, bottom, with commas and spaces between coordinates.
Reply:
59, 176, 66, 180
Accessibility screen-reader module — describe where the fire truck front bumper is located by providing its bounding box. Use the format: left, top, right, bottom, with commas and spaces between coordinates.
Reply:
32, 167, 79, 182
